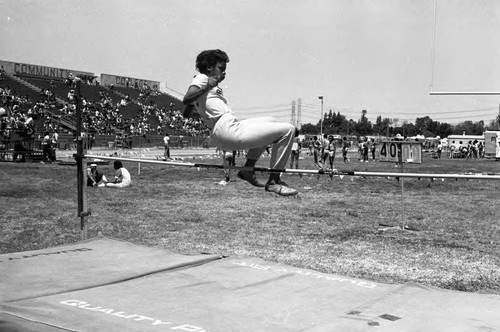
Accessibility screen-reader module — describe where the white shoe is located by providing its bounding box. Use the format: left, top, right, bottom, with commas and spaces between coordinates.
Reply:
265, 183, 298, 196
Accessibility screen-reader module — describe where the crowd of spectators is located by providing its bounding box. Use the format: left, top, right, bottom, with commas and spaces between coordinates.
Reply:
1, 84, 65, 140
1, 85, 35, 139
1, 72, 210, 149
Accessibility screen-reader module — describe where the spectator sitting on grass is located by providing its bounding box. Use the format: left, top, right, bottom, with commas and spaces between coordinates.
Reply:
87, 163, 107, 187
101, 160, 131, 188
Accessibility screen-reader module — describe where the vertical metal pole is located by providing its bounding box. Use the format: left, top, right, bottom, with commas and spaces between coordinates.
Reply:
319, 96, 324, 137
75, 78, 89, 240
400, 158, 405, 231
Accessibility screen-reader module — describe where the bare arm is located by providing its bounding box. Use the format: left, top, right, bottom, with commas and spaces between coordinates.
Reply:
182, 75, 222, 105
182, 85, 208, 105
87, 169, 96, 182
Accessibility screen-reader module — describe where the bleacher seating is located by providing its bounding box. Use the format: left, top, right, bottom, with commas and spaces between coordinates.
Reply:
2, 67, 208, 153
1, 75, 38, 107
113, 86, 141, 100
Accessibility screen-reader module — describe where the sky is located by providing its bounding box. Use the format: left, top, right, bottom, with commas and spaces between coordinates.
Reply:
1, 0, 500, 126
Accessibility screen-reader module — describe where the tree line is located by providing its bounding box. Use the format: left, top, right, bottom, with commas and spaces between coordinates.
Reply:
300, 109, 500, 138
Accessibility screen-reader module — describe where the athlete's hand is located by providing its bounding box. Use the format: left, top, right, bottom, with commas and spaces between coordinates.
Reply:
207, 74, 224, 88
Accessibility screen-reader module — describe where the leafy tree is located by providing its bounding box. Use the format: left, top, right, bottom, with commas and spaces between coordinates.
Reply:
300, 123, 319, 134
454, 121, 485, 135
487, 119, 500, 130
355, 109, 372, 136
437, 123, 453, 138
415, 116, 433, 134
402, 121, 417, 137
298, 106, 496, 138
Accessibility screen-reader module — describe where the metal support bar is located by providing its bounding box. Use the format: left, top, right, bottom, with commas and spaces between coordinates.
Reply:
84, 154, 500, 180
75, 79, 89, 240
429, 91, 500, 95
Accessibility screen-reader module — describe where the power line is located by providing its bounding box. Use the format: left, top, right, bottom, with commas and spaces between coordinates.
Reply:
234, 108, 291, 116
234, 103, 290, 111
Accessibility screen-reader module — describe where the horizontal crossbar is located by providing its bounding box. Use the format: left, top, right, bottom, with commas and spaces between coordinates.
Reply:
84, 155, 500, 180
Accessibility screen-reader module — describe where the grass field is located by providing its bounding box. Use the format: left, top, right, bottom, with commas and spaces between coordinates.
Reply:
1, 149, 499, 294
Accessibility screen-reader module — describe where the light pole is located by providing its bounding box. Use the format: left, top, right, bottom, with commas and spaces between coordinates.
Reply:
318, 96, 323, 137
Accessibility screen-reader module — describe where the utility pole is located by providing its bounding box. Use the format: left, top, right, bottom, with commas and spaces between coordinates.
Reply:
318, 96, 323, 137
297, 98, 302, 129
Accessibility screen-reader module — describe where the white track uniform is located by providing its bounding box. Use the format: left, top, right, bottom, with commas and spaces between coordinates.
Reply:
190, 74, 294, 169
106, 167, 131, 188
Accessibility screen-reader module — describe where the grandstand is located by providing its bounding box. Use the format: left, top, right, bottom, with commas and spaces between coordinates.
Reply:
0, 59, 209, 162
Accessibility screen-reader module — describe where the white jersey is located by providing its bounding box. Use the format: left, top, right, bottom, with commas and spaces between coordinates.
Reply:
190, 73, 231, 129
116, 167, 131, 187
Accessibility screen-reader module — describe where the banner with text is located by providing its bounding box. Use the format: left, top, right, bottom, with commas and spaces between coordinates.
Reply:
100, 74, 160, 90
0, 60, 94, 80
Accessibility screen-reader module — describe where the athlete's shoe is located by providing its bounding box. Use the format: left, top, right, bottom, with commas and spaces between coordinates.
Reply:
237, 171, 266, 187
276, 179, 290, 187
265, 183, 298, 196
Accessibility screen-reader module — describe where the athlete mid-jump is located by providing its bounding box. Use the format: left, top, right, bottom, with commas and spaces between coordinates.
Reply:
183, 49, 298, 196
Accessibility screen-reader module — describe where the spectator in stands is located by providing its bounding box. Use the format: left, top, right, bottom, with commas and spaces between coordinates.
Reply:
183, 49, 297, 196
65, 73, 75, 88
67, 90, 75, 103
102, 160, 131, 188
24, 113, 33, 130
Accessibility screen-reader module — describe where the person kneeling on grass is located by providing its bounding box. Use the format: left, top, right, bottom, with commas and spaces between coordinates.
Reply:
99, 160, 131, 188
183, 49, 297, 196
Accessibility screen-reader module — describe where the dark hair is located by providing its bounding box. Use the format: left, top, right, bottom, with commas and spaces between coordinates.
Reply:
195, 49, 229, 74
113, 160, 123, 170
